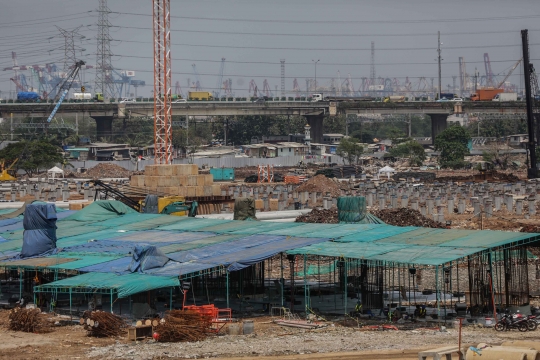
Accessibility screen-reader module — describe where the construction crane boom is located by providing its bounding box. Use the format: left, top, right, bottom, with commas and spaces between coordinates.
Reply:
47, 60, 85, 123
214, 58, 226, 98
497, 58, 522, 89
191, 64, 202, 91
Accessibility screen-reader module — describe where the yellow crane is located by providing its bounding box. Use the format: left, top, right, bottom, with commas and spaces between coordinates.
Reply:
0, 158, 18, 181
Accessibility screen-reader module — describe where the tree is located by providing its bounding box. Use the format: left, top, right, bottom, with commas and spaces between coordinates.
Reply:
337, 137, 363, 164
0, 140, 64, 177
434, 125, 471, 169
389, 140, 426, 166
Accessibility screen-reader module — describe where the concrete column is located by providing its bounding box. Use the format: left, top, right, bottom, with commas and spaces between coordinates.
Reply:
76, 182, 81, 192
62, 190, 69, 202
447, 198, 454, 214
435, 197, 441, 206
516, 199, 523, 215
391, 195, 398, 209
426, 198, 434, 215
506, 195, 513, 213
420, 205, 426, 216
458, 199, 465, 214
401, 195, 408, 208
323, 198, 329, 209
379, 195, 385, 209
263, 197, 269, 211
494, 196, 501, 211
472, 200, 480, 216
485, 199, 493, 218
529, 199, 536, 216
411, 200, 418, 210
366, 192, 373, 207
310, 192, 317, 205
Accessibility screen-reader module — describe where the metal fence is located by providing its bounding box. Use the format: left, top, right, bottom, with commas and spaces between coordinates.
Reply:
66, 155, 342, 172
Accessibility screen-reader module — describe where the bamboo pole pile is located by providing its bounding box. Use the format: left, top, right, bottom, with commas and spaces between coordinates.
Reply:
8, 308, 52, 333
153, 310, 213, 342
80, 310, 127, 337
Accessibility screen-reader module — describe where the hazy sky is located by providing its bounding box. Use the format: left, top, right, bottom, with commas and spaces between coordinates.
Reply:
1, 0, 539, 97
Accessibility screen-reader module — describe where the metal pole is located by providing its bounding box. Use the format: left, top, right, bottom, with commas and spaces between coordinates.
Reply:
521, 29, 537, 178
280, 253, 284, 307
75, 112, 78, 135
19, 269, 22, 302
110, 289, 113, 313
344, 259, 348, 315
304, 254, 308, 315
226, 271, 230, 308
437, 31, 442, 100
169, 287, 173, 310
10, 113, 13, 141
70, 288, 72, 321
436, 265, 440, 320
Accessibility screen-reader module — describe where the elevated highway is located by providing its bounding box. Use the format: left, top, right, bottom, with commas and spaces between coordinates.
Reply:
0, 101, 526, 142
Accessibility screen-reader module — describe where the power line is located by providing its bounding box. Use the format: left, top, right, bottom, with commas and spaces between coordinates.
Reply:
0, 14, 96, 29
110, 11, 540, 24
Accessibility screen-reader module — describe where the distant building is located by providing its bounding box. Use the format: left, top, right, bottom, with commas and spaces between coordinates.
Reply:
241, 143, 277, 158
275, 142, 309, 157
323, 133, 345, 144
86, 143, 130, 161
507, 134, 528, 148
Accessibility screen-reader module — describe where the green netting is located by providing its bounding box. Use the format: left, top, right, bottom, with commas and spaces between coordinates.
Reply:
35, 272, 179, 298
158, 218, 228, 231
158, 234, 244, 253
56, 229, 132, 248
295, 260, 336, 277
46, 254, 124, 270
337, 196, 367, 223
63, 200, 137, 222
85, 213, 160, 228
0, 239, 21, 252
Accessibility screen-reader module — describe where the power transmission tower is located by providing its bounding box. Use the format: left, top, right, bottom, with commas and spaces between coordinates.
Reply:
56, 26, 82, 72
370, 41, 375, 94
95, 0, 115, 99
280, 59, 285, 97
153, 0, 173, 164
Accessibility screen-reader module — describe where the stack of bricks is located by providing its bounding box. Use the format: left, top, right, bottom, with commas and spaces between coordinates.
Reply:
130, 164, 221, 197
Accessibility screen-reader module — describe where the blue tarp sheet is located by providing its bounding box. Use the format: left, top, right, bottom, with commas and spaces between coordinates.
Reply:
21, 204, 57, 258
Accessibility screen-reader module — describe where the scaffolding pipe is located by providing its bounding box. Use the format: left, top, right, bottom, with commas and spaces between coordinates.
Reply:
226, 270, 229, 308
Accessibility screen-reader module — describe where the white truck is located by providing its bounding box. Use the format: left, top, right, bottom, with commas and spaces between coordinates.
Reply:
492, 93, 518, 102
73, 92, 92, 100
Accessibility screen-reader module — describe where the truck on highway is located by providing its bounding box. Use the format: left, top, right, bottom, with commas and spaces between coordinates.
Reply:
188, 91, 213, 101
383, 96, 405, 102
436, 93, 456, 100
311, 93, 375, 102
94, 93, 104, 102
492, 92, 518, 102
73, 92, 92, 100
17, 91, 40, 102
470, 88, 504, 101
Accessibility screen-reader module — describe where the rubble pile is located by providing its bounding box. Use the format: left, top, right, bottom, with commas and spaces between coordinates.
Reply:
315, 165, 362, 178
295, 208, 338, 224
85, 163, 131, 178
296, 175, 342, 197
520, 224, 540, 233
372, 208, 446, 228
392, 172, 436, 182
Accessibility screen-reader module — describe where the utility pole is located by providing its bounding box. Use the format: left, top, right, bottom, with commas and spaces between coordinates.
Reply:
437, 31, 442, 100
280, 59, 285, 98
522, 29, 537, 178
312, 59, 320, 93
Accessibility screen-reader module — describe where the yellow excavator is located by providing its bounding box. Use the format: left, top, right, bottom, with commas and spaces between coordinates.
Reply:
0, 159, 18, 181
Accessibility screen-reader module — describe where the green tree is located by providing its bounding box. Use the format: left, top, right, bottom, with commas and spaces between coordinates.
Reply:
337, 137, 363, 164
0, 140, 64, 177
434, 125, 471, 169
389, 140, 426, 166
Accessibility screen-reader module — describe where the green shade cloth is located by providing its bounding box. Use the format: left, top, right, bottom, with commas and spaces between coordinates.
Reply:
64, 200, 137, 222
35, 272, 179, 298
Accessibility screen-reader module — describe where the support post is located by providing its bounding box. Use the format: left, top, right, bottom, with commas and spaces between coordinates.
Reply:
19, 269, 22, 302
304, 254, 308, 316
70, 288, 73, 321
436, 265, 440, 320
169, 287, 173, 310
344, 258, 348, 315
226, 271, 230, 309
488, 250, 497, 321
110, 289, 113, 313
280, 253, 284, 307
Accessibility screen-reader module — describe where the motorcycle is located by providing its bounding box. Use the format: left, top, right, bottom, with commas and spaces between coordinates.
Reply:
494, 313, 529, 332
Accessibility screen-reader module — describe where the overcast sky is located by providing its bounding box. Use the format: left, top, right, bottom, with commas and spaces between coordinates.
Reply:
1, 0, 539, 97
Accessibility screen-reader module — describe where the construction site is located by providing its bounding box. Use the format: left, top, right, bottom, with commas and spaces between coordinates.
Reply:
2, 1, 540, 360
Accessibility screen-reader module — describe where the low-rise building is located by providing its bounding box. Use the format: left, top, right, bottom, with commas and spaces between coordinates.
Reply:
507, 134, 528, 148
275, 142, 309, 157
241, 143, 277, 158
323, 133, 345, 144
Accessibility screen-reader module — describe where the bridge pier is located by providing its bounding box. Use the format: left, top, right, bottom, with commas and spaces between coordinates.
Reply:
91, 116, 114, 140
304, 114, 324, 143
428, 114, 448, 144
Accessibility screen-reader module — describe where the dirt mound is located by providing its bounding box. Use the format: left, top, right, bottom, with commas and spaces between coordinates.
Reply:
295, 208, 338, 224
520, 224, 540, 233
296, 175, 342, 197
372, 208, 445, 228
85, 163, 131, 178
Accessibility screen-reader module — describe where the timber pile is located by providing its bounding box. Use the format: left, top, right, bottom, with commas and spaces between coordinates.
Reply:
85, 163, 131, 178
295, 208, 338, 224
8, 308, 52, 333
80, 310, 127, 337
296, 175, 341, 197
372, 208, 445, 228
153, 310, 213, 342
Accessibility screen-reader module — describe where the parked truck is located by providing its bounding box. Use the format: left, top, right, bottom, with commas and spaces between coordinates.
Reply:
94, 93, 104, 102
311, 93, 375, 102
73, 92, 92, 100
383, 96, 405, 102
470, 88, 504, 101
17, 91, 40, 102
188, 91, 213, 101
492, 92, 518, 102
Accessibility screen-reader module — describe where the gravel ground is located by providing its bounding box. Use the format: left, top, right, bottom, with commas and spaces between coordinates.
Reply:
86, 320, 539, 359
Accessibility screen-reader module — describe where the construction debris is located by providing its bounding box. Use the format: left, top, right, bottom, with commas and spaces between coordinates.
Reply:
153, 310, 213, 342
520, 224, 540, 233
8, 308, 52, 333
372, 208, 446, 228
315, 165, 361, 178
295, 208, 339, 224
85, 163, 131, 179
81, 310, 127, 337
296, 175, 342, 197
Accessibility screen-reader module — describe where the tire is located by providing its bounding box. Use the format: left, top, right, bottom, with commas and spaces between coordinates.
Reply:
495, 322, 506, 331
518, 322, 529, 332
528, 320, 538, 331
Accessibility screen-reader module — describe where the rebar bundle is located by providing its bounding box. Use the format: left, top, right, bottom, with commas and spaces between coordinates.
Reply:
80, 310, 127, 337
8, 308, 52, 333
153, 310, 213, 342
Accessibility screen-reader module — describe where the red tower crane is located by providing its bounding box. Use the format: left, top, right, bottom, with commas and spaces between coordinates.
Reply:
248, 79, 258, 97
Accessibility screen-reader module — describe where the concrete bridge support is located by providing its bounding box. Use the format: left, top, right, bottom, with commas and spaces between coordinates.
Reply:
91, 116, 114, 140
428, 114, 448, 144
304, 114, 324, 143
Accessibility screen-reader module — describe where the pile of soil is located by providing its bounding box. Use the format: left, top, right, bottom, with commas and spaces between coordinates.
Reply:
372, 208, 446, 228
295, 208, 339, 224
84, 163, 131, 178
520, 224, 540, 233
296, 175, 342, 197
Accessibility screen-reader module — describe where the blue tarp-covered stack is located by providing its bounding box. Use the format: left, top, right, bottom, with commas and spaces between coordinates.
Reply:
20, 204, 57, 258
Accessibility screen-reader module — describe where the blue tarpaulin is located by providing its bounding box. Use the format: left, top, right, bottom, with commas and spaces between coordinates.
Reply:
20, 204, 57, 258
